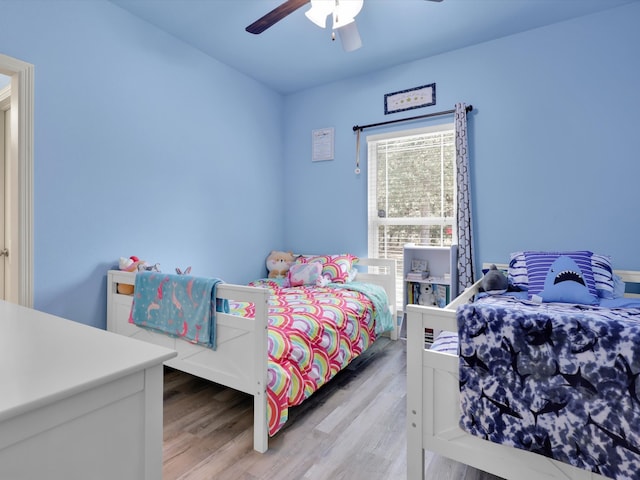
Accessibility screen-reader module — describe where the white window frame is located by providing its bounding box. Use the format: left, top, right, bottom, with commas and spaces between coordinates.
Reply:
367, 123, 456, 310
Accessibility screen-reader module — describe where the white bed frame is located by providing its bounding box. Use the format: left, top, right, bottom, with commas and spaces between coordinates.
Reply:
406, 264, 640, 480
107, 258, 396, 453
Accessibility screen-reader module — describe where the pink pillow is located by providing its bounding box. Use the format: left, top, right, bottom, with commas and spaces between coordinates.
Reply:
287, 262, 323, 287
296, 254, 358, 283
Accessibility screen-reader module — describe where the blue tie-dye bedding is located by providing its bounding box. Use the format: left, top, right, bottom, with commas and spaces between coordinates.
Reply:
457, 296, 640, 480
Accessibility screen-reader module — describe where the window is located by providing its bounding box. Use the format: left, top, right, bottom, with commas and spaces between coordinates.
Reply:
367, 124, 455, 310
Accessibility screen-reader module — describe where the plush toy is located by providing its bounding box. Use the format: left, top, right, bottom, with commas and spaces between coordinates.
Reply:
117, 256, 140, 295
266, 250, 296, 278
138, 262, 160, 272
480, 264, 509, 295
119, 256, 141, 272
418, 283, 437, 306
119, 256, 160, 273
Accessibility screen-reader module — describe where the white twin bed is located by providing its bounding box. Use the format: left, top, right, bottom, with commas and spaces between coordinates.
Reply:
107, 257, 396, 453
406, 258, 640, 480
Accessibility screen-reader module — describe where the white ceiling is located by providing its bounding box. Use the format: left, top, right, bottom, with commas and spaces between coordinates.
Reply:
109, 0, 638, 94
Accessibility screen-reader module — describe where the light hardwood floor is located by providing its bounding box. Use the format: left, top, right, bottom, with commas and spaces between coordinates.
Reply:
162, 337, 505, 480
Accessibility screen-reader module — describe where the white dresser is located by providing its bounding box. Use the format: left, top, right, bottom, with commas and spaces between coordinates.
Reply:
0, 300, 176, 480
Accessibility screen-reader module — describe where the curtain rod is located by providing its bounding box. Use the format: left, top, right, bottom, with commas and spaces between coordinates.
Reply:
352, 104, 473, 132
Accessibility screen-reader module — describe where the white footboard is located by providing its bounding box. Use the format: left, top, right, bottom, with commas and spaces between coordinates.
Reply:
106, 270, 271, 453
405, 287, 608, 480
356, 257, 398, 340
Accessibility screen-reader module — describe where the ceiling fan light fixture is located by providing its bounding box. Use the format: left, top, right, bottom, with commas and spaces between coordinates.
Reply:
336, 21, 362, 52
332, 0, 363, 29
332, 12, 355, 29
305, 0, 334, 28
304, 0, 363, 51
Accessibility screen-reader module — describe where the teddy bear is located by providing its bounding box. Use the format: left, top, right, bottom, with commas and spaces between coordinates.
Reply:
417, 283, 437, 306
266, 250, 297, 278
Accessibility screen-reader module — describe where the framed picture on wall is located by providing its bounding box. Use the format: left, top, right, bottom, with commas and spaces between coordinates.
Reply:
311, 127, 334, 161
384, 83, 436, 115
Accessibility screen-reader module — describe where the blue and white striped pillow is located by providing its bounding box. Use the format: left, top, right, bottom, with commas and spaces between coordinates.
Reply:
508, 252, 529, 290
591, 253, 615, 298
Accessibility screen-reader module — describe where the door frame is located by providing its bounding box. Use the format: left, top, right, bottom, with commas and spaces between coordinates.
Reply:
0, 54, 34, 307
0, 86, 8, 300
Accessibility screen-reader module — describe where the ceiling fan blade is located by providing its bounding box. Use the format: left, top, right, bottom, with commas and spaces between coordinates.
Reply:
246, 0, 310, 34
425, 0, 444, 2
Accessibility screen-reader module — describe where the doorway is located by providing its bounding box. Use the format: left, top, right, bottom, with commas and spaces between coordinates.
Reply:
0, 55, 34, 307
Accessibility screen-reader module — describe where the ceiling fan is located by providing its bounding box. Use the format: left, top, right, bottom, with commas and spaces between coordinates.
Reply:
246, 0, 443, 52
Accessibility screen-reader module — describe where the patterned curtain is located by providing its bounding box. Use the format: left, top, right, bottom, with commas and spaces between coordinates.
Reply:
455, 102, 475, 293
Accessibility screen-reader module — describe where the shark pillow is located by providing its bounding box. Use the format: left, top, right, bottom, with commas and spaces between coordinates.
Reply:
510, 250, 615, 298
524, 251, 599, 305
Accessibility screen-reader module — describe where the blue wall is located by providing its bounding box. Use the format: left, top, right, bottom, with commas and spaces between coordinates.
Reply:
283, 3, 640, 271
0, 1, 285, 328
1, 1, 639, 329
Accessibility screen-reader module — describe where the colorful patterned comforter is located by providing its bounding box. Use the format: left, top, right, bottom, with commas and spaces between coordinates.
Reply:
458, 296, 640, 480
230, 279, 392, 436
